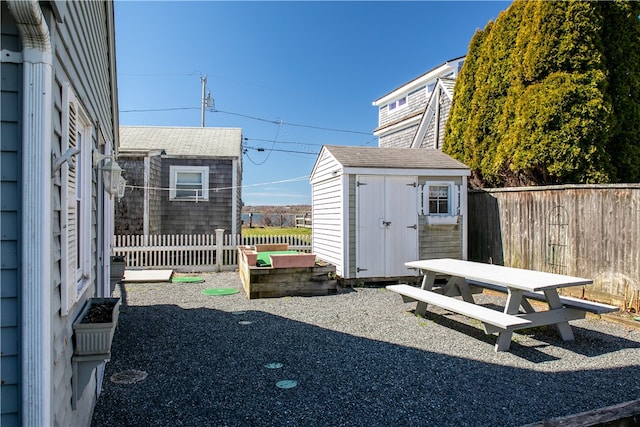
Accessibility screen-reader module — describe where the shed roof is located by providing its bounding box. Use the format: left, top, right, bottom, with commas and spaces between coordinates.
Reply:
119, 126, 242, 157
323, 145, 469, 170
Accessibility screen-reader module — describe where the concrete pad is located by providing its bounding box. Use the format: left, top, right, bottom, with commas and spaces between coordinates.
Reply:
122, 269, 173, 283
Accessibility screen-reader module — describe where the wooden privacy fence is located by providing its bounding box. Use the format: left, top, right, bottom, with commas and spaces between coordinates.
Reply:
468, 184, 640, 307
112, 229, 311, 272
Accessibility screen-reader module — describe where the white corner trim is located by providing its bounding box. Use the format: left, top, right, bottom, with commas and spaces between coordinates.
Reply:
232, 158, 238, 234
7, 0, 53, 425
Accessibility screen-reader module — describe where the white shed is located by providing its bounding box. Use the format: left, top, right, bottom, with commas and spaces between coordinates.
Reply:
310, 145, 471, 281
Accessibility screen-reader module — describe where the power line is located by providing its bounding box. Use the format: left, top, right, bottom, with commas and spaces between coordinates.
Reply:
125, 175, 310, 193
120, 107, 199, 113
243, 145, 319, 156
245, 137, 323, 146
118, 106, 375, 138
211, 108, 372, 136
245, 124, 280, 166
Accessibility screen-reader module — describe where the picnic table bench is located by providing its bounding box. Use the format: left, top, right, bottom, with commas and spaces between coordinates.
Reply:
387, 258, 618, 352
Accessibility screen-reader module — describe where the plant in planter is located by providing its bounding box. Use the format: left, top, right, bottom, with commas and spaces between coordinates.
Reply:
72, 297, 121, 356
71, 297, 121, 409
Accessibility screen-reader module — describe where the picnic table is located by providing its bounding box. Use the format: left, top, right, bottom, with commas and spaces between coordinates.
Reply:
387, 258, 618, 352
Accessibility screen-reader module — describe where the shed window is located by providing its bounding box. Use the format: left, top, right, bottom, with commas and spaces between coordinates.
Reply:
423, 182, 458, 216
428, 185, 450, 214
170, 166, 209, 201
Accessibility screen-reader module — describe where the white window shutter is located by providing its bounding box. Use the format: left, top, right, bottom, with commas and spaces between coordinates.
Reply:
60, 84, 78, 316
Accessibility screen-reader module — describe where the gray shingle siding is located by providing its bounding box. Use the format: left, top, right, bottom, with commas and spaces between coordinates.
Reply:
115, 157, 145, 235
419, 88, 452, 150
116, 155, 239, 236
160, 158, 235, 235
379, 125, 417, 148
148, 155, 163, 235
378, 86, 427, 128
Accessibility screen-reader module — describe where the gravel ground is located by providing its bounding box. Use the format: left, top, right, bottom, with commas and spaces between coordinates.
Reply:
91, 272, 640, 427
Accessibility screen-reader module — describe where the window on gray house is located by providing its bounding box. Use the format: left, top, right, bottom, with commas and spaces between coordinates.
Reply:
169, 165, 210, 201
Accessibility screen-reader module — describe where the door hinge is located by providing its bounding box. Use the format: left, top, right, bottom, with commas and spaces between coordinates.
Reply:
407, 182, 417, 187
357, 267, 368, 272
356, 181, 367, 187
406, 224, 417, 229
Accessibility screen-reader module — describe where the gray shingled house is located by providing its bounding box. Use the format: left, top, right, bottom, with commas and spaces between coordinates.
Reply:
372, 56, 464, 150
116, 126, 243, 236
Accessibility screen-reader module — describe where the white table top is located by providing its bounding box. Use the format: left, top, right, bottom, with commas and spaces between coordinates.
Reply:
405, 258, 593, 292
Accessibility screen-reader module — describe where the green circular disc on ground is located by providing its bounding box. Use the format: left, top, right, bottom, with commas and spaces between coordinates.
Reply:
172, 276, 205, 283
201, 288, 239, 296
265, 362, 283, 369
276, 380, 297, 389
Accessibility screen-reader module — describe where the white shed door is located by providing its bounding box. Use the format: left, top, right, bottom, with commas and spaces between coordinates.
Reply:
356, 175, 418, 278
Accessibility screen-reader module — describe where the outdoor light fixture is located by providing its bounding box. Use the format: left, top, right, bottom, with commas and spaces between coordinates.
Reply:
93, 152, 123, 195
116, 176, 127, 199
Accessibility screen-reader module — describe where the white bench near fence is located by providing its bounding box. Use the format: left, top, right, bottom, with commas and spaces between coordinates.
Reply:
112, 230, 312, 272
387, 258, 618, 352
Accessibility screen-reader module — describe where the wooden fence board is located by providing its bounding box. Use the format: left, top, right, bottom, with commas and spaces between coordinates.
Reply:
468, 184, 640, 307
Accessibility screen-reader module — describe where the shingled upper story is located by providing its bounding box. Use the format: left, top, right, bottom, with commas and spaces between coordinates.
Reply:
372, 56, 465, 150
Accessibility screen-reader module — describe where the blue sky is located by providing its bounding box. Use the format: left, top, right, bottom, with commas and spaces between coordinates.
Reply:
115, 1, 511, 206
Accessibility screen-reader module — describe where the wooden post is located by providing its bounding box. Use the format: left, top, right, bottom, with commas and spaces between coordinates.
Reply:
215, 229, 224, 272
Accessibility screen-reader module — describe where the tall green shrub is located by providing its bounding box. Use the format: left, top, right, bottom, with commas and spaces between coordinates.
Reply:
444, 0, 640, 186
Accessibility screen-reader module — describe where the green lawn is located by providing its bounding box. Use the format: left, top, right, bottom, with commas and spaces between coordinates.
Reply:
241, 226, 311, 237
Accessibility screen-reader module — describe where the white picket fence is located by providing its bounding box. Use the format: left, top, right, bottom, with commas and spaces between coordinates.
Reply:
112, 230, 312, 272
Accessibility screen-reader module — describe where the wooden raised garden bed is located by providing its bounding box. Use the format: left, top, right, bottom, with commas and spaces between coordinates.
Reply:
238, 244, 337, 299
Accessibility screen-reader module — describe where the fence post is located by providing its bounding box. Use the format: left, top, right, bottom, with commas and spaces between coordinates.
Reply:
215, 229, 225, 272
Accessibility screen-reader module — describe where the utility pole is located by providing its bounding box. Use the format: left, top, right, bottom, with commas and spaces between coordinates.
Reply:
200, 75, 213, 127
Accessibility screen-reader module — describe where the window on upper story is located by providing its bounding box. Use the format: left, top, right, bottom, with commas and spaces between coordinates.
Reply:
388, 96, 407, 112
170, 165, 210, 201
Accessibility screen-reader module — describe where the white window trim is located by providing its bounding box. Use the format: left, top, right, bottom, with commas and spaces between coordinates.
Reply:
422, 181, 458, 216
387, 95, 408, 112
61, 84, 93, 315
169, 165, 210, 201
76, 108, 93, 297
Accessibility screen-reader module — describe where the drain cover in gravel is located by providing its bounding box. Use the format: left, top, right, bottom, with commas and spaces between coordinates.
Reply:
231, 311, 246, 315
276, 380, 297, 389
239, 320, 253, 325
110, 370, 148, 384
172, 276, 205, 283
265, 362, 283, 369
202, 288, 239, 296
